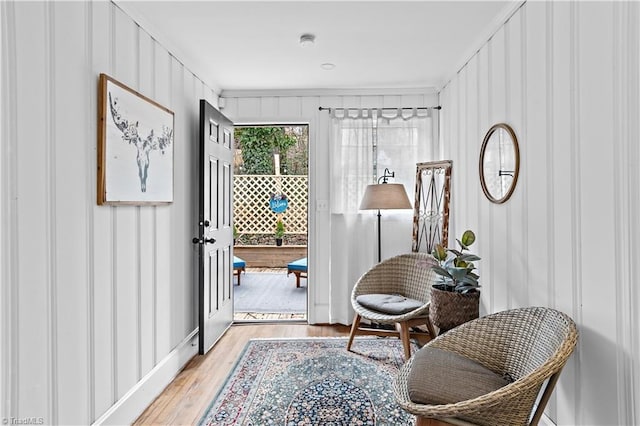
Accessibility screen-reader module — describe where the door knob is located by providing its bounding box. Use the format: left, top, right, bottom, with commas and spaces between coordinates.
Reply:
192, 236, 216, 244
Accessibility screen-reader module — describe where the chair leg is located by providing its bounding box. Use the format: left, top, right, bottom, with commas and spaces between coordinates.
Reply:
399, 321, 412, 360
530, 370, 563, 425
425, 315, 437, 338
347, 313, 361, 352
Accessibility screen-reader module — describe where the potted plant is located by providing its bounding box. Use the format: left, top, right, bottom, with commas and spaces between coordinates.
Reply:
430, 229, 481, 333
233, 224, 239, 245
274, 219, 285, 246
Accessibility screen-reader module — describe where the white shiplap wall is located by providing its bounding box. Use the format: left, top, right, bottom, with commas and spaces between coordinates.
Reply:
1, 1, 217, 424
221, 91, 439, 324
440, 1, 640, 424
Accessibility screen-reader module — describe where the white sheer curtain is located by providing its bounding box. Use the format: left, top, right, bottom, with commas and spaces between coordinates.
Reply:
329, 109, 376, 324
328, 108, 434, 325
376, 109, 432, 259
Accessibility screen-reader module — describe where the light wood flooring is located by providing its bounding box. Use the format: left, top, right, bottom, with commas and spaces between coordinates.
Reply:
134, 323, 448, 426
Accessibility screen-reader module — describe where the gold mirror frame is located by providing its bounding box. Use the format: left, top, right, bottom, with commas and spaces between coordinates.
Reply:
479, 123, 520, 204
412, 160, 452, 254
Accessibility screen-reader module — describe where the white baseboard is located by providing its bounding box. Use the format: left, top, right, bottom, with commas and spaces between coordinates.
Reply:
92, 329, 199, 426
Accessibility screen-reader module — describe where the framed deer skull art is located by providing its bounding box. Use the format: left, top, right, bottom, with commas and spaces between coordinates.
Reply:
97, 73, 174, 205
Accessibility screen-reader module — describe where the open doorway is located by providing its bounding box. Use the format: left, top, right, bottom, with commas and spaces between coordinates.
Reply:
232, 124, 309, 322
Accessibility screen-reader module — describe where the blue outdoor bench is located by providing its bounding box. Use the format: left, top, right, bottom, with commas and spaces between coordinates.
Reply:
233, 256, 246, 285
287, 257, 307, 288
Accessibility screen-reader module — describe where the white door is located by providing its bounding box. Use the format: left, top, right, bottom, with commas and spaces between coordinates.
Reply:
193, 100, 234, 354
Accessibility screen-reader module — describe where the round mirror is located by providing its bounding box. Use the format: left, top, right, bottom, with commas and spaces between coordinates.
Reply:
479, 123, 520, 204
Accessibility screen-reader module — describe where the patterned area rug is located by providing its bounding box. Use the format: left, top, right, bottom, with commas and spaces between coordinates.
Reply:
199, 337, 416, 425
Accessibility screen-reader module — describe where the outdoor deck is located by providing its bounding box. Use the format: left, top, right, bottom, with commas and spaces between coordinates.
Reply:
234, 312, 306, 320
233, 267, 307, 321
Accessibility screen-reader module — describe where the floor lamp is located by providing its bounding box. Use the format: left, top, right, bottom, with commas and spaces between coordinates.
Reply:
359, 168, 412, 262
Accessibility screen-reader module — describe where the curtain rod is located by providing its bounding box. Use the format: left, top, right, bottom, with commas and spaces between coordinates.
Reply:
318, 106, 441, 112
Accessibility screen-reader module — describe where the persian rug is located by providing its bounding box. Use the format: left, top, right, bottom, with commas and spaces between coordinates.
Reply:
199, 337, 416, 425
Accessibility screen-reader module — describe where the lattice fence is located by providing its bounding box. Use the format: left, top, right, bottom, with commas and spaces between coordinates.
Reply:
234, 175, 308, 234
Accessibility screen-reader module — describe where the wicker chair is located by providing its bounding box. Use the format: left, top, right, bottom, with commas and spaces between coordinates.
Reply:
394, 307, 579, 426
346, 252, 438, 360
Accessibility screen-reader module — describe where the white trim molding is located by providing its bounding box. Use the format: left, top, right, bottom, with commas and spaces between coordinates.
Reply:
111, 0, 221, 94
221, 87, 439, 99
92, 329, 198, 426
442, 0, 526, 92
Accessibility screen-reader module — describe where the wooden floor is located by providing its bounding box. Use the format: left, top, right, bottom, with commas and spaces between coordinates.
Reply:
133, 323, 449, 426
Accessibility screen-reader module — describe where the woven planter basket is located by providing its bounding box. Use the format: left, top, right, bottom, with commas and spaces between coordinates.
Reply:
430, 285, 480, 332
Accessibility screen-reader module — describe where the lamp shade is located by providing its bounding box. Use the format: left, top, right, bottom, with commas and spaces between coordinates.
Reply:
359, 183, 412, 210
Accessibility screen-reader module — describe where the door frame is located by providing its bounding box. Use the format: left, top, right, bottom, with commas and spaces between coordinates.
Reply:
231, 120, 312, 321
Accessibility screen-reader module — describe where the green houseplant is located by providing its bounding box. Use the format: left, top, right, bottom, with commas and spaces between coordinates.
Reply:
431, 229, 481, 293
429, 229, 481, 333
274, 219, 285, 246
233, 224, 239, 245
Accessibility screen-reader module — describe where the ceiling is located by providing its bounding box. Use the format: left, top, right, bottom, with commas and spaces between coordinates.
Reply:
116, 1, 515, 94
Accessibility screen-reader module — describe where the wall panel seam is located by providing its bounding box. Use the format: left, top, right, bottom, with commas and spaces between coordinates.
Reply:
135, 24, 142, 383
136, 206, 142, 379
627, 4, 640, 422
151, 38, 157, 368
85, 1, 96, 422
109, 2, 118, 404
487, 40, 494, 313
613, 3, 631, 423
504, 21, 511, 309
45, 3, 59, 423
152, 207, 157, 366
569, 2, 583, 421
2, 0, 19, 416
111, 208, 118, 403
463, 68, 469, 230
0, 2, 4, 417
545, 0, 556, 310
520, 6, 529, 308
152, 39, 164, 366
476, 52, 481, 294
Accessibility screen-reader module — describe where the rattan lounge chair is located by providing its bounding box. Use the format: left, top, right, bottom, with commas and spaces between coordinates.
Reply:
394, 306, 579, 426
347, 252, 438, 360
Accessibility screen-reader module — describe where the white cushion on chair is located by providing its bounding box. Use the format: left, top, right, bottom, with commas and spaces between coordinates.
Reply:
356, 294, 423, 315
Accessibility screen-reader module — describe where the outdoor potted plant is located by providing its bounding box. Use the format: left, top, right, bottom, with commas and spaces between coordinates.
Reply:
430, 229, 481, 333
274, 219, 285, 246
233, 224, 239, 245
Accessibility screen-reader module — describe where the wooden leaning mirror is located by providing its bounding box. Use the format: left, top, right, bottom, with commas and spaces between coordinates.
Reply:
479, 123, 520, 204
412, 160, 452, 254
